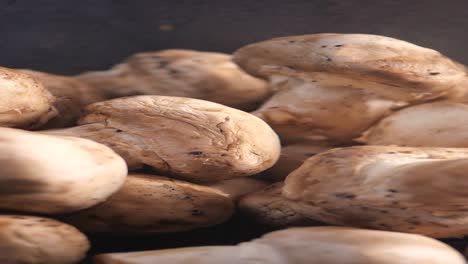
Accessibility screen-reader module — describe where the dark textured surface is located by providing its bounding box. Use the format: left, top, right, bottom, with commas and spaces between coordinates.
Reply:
1, 0, 468, 75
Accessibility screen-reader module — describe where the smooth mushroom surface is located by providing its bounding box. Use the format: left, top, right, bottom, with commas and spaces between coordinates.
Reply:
283, 146, 468, 238
239, 182, 316, 227
20, 69, 108, 128
75, 49, 270, 111
233, 33, 468, 102
62, 174, 234, 234
0, 215, 89, 264
47, 96, 281, 182
0, 67, 57, 129
94, 226, 465, 264
0, 127, 127, 214
262, 143, 334, 181
253, 76, 407, 144
358, 102, 468, 147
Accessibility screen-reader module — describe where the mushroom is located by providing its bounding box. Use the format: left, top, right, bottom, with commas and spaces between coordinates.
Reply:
262, 143, 333, 181
94, 226, 465, 264
207, 177, 268, 200
283, 146, 468, 238
358, 102, 468, 147
47, 96, 281, 182
0, 67, 57, 129
0, 215, 89, 264
233, 34, 468, 144
253, 75, 408, 144
239, 182, 316, 227
62, 174, 234, 234
234, 33, 468, 102
75, 49, 270, 111
0, 127, 127, 214
20, 69, 109, 128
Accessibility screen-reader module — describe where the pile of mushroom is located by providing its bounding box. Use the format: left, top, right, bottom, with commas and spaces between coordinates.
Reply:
2, 33, 468, 263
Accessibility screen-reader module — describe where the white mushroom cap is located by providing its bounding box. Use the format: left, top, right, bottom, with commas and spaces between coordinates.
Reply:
283, 146, 468, 238
0, 67, 57, 128
20, 69, 109, 128
0, 215, 89, 264
358, 102, 468, 147
0, 127, 127, 214
94, 226, 465, 264
234, 33, 468, 102
48, 96, 281, 182
76, 49, 270, 110
62, 174, 234, 234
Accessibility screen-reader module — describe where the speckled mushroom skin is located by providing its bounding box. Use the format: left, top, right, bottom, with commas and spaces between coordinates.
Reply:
0, 127, 127, 214
76, 49, 270, 111
94, 227, 466, 264
0, 215, 89, 264
358, 102, 468, 147
234, 33, 468, 102
239, 182, 317, 227
20, 69, 109, 128
0, 67, 57, 129
283, 146, 468, 238
48, 96, 281, 183
233, 34, 468, 145
62, 174, 234, 234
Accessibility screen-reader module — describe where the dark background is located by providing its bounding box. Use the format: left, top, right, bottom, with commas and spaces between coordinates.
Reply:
1, 0, 468, 75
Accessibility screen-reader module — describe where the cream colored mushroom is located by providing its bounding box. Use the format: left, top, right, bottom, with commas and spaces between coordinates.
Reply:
207, 177, 268, 200
239, 182, 315, 227
75, 49, 270, 110
62, 174, 234, 234
0, 67, 57, 128
20, 69, 108, 128
283, 146, 468, 238
47, 96, 280, 182
0, 215, 89, 264
262, 143, 333, 181
0, 127, 127, 214
233, 34, 468, 144
358, 102, 468, 147
234, 33, 468, 102
254, 75, 408, 144
94, 226, 465, 264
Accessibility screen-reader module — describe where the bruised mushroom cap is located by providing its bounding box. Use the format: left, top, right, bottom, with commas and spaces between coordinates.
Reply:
62, 174, 234, 234
283, 146, 468, 238
76, 49, 270, 111
253, 75, 407, 144
49, 96, 281, 182
234, 33, 468, 102
20, 69, 108, 128
0, 215, 89, 264
239, 182, 317, 227
0, 127, 127, 214
0, 67, 57, 128
358, 102, 468, 147
94, 226, 465, 264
